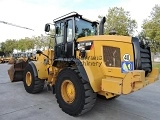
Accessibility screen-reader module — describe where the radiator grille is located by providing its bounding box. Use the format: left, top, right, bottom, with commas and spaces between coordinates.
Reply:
103, 46, 121, 67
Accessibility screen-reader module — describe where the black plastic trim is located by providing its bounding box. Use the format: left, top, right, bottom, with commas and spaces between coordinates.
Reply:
28, 61, 38, 77
53, 58, 89, 82
132, 37, 142, 70
74, 59, 89, 82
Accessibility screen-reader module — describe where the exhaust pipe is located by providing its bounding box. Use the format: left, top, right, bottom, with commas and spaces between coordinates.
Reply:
99, 17, 106, 35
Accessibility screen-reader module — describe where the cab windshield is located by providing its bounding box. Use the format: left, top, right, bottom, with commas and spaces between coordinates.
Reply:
75, 17, 97, 38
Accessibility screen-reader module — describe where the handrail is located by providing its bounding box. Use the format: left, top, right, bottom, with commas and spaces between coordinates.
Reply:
53, 11, 82, 22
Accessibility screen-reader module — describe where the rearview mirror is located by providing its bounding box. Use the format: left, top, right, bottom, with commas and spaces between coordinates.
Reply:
45, 24, 50, 32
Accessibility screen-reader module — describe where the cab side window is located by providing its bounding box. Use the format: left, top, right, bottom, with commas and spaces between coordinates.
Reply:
67, 20, 73, 42
56, 22, 64, 44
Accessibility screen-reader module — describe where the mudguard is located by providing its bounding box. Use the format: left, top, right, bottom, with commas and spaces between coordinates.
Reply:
54, 58, 89, 82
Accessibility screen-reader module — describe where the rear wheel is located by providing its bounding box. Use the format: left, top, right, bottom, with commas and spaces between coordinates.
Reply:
23, 64, 44, 94
55, 67, 97, 116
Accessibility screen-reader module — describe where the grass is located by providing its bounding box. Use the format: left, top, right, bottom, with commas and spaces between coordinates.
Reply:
152, 62, 160, 69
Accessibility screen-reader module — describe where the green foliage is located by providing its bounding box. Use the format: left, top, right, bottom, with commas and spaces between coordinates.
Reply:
0, 39, 17, 54
47, 29, 55, 49
0, 42, 5, 52
142, 4, 160, 41
33, 36, 43, 49
0, 29, 55, 53
152, 62, 160, 69
99, 7, 137, 36
138, 31, 146, 40
17, 39, 28, 52
34, 33, 54, 50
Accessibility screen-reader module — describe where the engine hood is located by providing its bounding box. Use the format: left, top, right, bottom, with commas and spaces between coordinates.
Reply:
77, 35, 132, 43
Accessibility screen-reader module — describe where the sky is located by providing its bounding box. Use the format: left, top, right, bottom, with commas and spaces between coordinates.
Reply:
0, 0, 159, 42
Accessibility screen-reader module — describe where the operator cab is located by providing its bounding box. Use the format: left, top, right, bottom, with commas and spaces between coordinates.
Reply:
45, 12, 98, 59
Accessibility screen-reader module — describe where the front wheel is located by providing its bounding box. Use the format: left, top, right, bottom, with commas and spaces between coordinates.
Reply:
55, 68, 97, 116
23, 64, 44, 94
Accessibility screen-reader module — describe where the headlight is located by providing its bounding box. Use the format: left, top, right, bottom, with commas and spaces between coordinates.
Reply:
77, 41, 93, 50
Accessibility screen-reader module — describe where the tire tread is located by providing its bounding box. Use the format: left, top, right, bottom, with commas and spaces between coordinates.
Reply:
56, 67, 97, 116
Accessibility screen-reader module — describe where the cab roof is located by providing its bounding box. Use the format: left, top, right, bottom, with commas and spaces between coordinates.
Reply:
53, 11, 98, 24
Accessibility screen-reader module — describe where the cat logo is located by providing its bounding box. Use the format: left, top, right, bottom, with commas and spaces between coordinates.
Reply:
121, 61, 134, 73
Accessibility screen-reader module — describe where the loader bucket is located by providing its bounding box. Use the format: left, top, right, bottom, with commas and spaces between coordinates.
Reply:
8, 61, 28, 82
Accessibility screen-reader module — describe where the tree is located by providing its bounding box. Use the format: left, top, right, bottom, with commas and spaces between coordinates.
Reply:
0, 28, 55, 53
25, 37, 35, 50
0, 42, 5, 52
99, 7, 137, 36
17, 39, 28, 52
142, 4, 160, 41
34, 34, 48, 50
34, 29, 55, 50
1, 39, 17, 54
33, 36, 43, 49
47, 29, 55, 49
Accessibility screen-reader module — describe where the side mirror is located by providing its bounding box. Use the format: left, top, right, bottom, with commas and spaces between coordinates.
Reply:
45, 24, 50, 32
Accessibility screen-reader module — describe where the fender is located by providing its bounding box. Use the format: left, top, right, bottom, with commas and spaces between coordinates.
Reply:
28, 61, 38, 77
54, 58, 100, 92
54, 58, 89, 82
74, 59, 89, 82
30, 61, 48, 79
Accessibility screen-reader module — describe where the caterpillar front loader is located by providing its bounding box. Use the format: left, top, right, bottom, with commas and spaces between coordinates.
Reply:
8, 12, 159, 116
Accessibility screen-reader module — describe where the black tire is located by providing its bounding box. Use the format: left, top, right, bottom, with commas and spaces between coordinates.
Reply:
23, 64, 44, 94
55, 67, 97, 116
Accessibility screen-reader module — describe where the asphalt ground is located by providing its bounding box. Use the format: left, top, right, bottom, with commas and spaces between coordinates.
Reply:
0, 63, 160, 120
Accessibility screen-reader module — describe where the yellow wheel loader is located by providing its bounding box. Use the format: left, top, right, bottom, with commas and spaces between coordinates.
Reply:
0, 52, 6, 63
0, 57, 4, 63
8, 12, 159, 116
0, 56, 11, 63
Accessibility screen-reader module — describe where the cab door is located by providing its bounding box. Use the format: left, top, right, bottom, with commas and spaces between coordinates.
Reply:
55, 17, 75, 58
54, 21, 65, 58
64, 18, 75, 58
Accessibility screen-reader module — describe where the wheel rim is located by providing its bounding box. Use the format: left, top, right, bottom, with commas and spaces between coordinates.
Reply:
61, 80, 76, 104
26, 72, 32, 86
